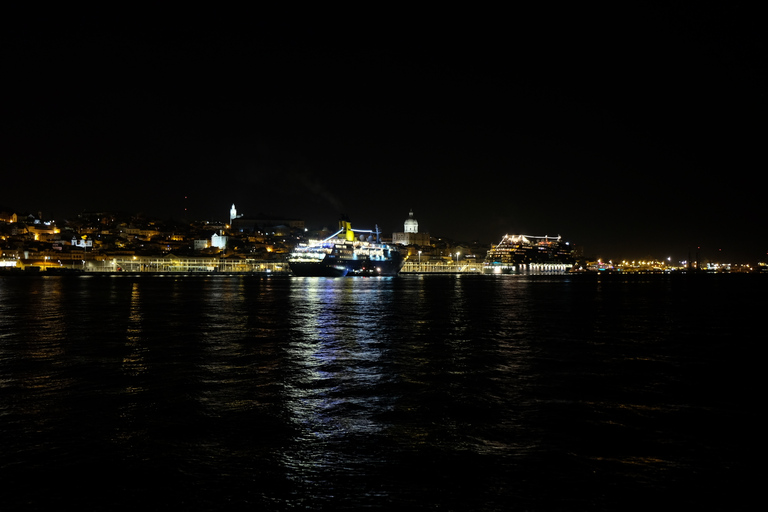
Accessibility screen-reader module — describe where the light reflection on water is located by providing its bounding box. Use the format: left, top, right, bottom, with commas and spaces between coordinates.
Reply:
283, 278, 395, 487
0, 274, 763, 510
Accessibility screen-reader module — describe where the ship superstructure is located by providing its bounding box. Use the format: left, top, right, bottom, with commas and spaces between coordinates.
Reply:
483, 234, 575, 274
288, 217, 404, 277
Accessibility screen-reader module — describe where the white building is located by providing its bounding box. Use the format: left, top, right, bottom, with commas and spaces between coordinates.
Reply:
212, 232, 228, 250
392, 210, 430, 246
71, 237, 93, 248
230, 204, 241, 224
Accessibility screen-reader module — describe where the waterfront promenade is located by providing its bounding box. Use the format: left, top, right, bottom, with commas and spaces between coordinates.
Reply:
2, 255, 287, 274
3, 257, 573, 275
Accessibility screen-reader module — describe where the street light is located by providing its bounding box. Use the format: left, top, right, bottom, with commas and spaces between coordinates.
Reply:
455, 252, 460, 268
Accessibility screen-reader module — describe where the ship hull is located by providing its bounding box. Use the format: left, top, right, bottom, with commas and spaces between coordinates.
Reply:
288, 260, 350, 277
346, 256, 403, 276
289, 254, 403, 277
483, 263, 573, 275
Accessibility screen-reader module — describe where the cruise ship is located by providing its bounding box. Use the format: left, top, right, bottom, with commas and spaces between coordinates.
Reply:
483, 234, 575, 274
287, 217, 404, 277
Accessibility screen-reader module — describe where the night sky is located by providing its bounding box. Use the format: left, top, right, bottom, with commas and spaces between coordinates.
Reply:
2, 8, 765, 262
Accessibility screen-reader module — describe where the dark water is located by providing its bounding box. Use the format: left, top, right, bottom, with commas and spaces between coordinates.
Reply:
0, 273, 764, 510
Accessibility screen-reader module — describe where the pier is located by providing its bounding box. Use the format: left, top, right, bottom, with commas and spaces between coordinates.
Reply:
400, 261, 481, 274
399, 261, 573, 274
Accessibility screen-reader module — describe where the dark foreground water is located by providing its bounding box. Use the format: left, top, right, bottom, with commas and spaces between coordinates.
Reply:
0, 273, 764, 510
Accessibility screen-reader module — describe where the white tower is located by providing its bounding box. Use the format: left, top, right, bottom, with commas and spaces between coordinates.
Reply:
230, 204, 237, 224
404, 209, 418, 233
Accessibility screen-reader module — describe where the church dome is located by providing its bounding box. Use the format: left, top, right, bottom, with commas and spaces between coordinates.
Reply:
404, 209, 418, 233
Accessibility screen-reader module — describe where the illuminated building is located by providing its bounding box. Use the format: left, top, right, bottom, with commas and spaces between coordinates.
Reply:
392, 209, 430, 246
0, 208, 17, 223
71, 236, 93, 248
211, 232, 228, 250
230, 203, 240, 224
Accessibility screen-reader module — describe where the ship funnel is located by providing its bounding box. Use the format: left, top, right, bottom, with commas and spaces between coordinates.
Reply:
338, 218, 355, 241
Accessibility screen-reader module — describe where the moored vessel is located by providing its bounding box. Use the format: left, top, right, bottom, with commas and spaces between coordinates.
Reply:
483, 234, 575, 274
288, 217, 404, 277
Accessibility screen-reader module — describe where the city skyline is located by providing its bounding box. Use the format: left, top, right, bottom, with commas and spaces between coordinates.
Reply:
0, 201, 760, 269
2, 9, 765, 263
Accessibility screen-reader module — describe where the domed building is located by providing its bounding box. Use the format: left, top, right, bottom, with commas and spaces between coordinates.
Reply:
392, 210, 430, 247
403, 210, 418, 233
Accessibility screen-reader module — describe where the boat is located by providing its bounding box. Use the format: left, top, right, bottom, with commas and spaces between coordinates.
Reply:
483, 234, 575, 274
287, 217, 404, 277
